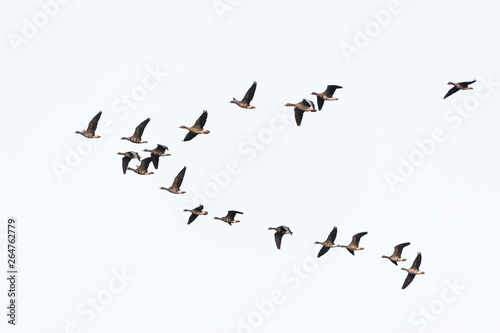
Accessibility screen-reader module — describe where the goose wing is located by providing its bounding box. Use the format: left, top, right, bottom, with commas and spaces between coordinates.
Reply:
156, 144, 168, 153
187, 214, 198, 225
274, 232, 284, 249
121, 156, 131, 174
130, 151, 141, 160
299, 98, 315, 110
138, 157, 153, 172
171, 166, 186, 189
411, 252, 422, 270
183, 131, 198, 142
324, 85, 342, 96
317, 96, 325, 111
294, 108, 304, 126
326, 226, 338, 243
193, 205, 204, 212
151, 154, 160, 169
87, 111, 102, 133
350, 231, 368, 247
443, 86, 459, 99
317, 246, 330, 258
226, 210, 243, 220
402, 273, 416, 289
460, 80, 476, 86
242, 81, 257, 104
393, 242, 410, 257
193, 111, 208, 129
133, 118, 151, 139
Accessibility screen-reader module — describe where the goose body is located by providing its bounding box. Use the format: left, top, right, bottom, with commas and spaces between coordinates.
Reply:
143, 144, 170, 169
284, 99, 317, 126
184, 205, 208, 224
311, 85, 342, 110
230, 81, 257, 109
160, 166, 186, 194
75, 111, 102, 138
121, 118, 150, 143
315, 226, 341, 258
381, 242, 410, 266
214, 210, 243, 226
117, 151, 141, 174
180, 111, 210, 141
443, 80, 476, 99
341, 231, 368, 255
127, 156, 154, 175
401, 252, 425, 289
268, 225, 293, 249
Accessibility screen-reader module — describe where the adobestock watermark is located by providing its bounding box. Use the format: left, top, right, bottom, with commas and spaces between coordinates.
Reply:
7, 0, 73, 54
55, 268, 134, 333
212, 0, 245, 21
178, 107, 295, 215
236, 251, 326, 333
400, 278, 466, 333
385, 75, 499, 192
51, 65, 168, 183
340, 0, 416, 64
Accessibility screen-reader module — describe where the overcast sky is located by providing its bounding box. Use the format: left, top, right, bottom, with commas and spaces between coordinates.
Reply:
2, 0, 500, 332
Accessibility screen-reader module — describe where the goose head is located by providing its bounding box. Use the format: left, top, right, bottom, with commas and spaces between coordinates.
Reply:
203, 130, 210, 134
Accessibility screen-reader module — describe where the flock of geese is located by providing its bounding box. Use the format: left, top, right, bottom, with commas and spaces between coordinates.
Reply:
74, 79, 475, 289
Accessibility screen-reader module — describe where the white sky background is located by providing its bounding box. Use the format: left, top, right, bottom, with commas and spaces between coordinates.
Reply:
1, 0, 500, 332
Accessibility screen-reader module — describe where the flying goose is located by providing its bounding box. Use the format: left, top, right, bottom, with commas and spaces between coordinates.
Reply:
117, 151, 141, 174
214, 210, 243, 226
75, 111, 102, 138
230, 81, 257, 109
143, 144, 170, 169
401, 252, 425, 289
268, 225, 293, 249
160, 166, 186, 194
284, 99, 317, 126
127, 156, 154, 175
381, 242, 411, 266
443, 80, 476, 99
314, 226, 341, 258
184, 205, 208, 225
341, 231, 368, 255
180, 111, 210, 142
311, 85, 342, 110
121, 118, 150, 143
